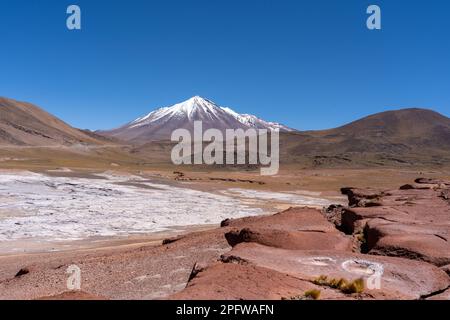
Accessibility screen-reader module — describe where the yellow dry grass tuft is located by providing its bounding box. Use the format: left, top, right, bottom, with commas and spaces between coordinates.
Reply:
313, 275, 364, 294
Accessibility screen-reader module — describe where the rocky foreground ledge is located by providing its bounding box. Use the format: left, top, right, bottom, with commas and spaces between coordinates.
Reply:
1, 178, 449, 300
171, 178, 450, 300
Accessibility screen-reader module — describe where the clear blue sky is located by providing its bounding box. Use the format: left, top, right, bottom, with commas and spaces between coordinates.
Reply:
1, 0, 449, 130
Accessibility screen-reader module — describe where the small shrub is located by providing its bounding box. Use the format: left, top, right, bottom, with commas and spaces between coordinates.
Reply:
313, 275, 365, 294
282, 289, 321, 301
356, 232, 366, 244
341, 278, 365, 294
312, 275, 328, 286
304, 289, 321, 300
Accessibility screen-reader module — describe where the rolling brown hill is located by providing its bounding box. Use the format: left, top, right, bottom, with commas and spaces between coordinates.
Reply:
280, 108, 450, 167
0, 97, 105, 146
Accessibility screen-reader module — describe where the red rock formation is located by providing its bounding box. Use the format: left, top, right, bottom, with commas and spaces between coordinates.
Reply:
171, 262, 350, 300
223, 207, 352, 251
335, 180, 450, 266
172, 179, 450, 300
221, 243, 449, 300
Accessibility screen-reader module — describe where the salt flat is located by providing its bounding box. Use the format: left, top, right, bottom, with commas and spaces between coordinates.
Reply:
222, 188, 335, 207
0, 171, 332, 244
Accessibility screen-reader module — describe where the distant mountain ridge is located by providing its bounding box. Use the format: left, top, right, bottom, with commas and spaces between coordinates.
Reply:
2, 95, 450, 167
305, 108, 450, 151
279, 108, 450, 167
100, 96, 294, 142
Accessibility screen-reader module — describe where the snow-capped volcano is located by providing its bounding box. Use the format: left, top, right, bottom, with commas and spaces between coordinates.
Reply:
101, 96, 294, 142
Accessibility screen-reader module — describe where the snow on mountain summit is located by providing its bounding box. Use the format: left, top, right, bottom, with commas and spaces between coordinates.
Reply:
130, 96, 293, 131
102, 96, 294, 142
130, 96, 225, 127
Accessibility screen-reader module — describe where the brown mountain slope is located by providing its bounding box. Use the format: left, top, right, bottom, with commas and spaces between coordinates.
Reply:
281, 108, 450, 167
0, 97, 105, 146
315, 108, 450, 148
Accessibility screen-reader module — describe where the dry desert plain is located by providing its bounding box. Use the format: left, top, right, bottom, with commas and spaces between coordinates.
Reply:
0, 147, 450, 300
